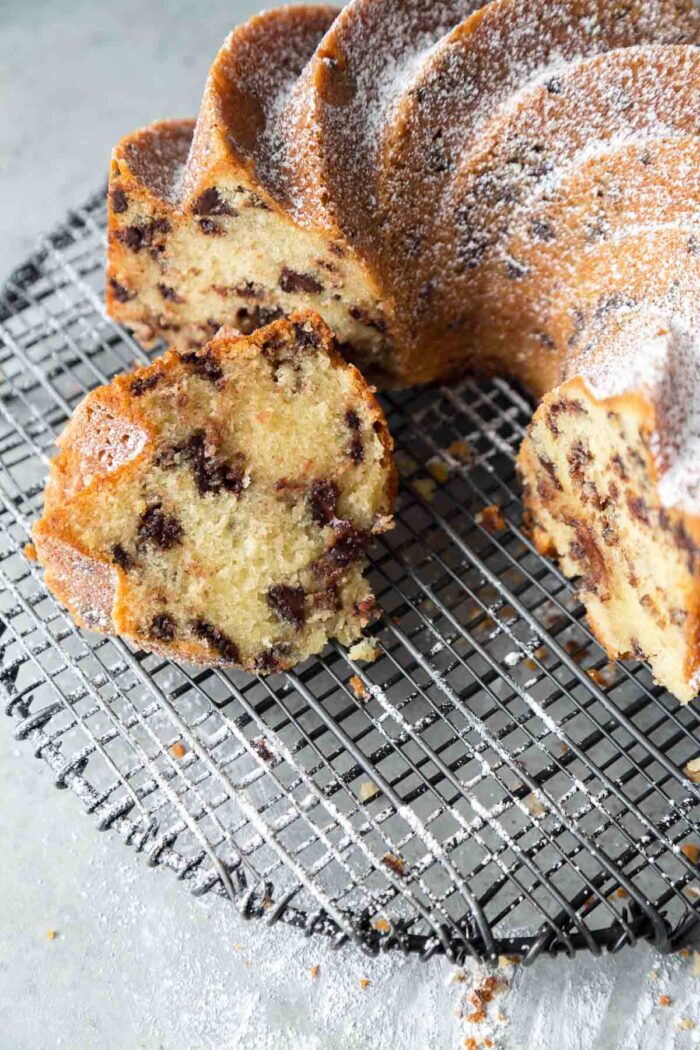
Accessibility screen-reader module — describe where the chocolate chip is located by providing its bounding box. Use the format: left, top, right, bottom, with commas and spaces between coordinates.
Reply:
309, 480, 339, 526
267, 584, 306, 630
111, 544, 134, 570
545, 77, 563, 95
131, 372, 161, 397
111, 187, 128, 213
179, 347, 224, 386
149, 613, 176, 642
118, 218, 171, 252
234, 280, 265, 299
254, 645, 291, 674
626, 495, 649, 525
191, 619, 240, 661
137, 503, 183, 550
349, 434, 364, 464
198, 218, 224, 236
236, 305, 286, 335
192, 187, 236, 217
292, 321, 322, 348
345, 409, 361, 430
279, 268, 323, 295
158, 283, 184, 303
567, 440, 593, 482
348, 305, 387, 333
313, 523, 371, 582
109, 277, 135, 303
173, 430, 247, 497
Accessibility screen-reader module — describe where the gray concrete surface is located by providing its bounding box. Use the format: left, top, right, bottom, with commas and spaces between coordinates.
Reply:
1, 3, 699, 1048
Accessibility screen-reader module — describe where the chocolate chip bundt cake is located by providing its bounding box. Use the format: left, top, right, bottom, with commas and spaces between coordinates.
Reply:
32, 313, 396, 672
101, 0, 700, 701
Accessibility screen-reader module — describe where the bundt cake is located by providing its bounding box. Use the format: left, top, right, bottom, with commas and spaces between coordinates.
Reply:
31, 312, 396, 672
100, 0, 700, 701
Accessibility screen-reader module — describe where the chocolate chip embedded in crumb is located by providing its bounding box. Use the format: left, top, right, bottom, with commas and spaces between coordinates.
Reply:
345, 409, 361, 431
130, 372, 161, 397
157, 283, 184, 304
109, 277, 135, 303
313, 523, 371, 582
179, 347, 224, 386
234, 280, 265, 300
111, 187, 128, 213
198, 218, 224, 236
292, 321, 322, 349
191, 619, 240, 662
192, 187, 237, 217
279, 268, 323, 295
149, 613, 176, 642
348, 434, 364, 464
309, 479, 339, 526
174, 430, 248, 497
267, 584, 307, 630
236, 305, 286, 336
137, 503, 184, 550
348, 305, 387, 333
254, 644, 292, 674
111, 544, 134, 570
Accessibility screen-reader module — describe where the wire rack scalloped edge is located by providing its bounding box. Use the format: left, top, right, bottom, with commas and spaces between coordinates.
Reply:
1, 187, 699, 966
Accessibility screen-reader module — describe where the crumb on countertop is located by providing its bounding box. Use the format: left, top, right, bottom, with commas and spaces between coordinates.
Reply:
309, 964, 320, 979
359, 978, 370, 990
659, 994, 672, 1007
46, 929, 57, 941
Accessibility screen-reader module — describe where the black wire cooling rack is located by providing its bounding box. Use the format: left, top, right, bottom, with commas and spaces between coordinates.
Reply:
2, 189, 700, 966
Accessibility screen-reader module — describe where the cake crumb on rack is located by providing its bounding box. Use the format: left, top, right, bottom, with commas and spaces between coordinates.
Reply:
349, 674, 369, 700
359, 978, 370, 989
24, 542, 37, 561
476, 504, 506, 534
382, 852, 407, 877
347, 639, 380, 663
251, 737, 274, 763
46, 929, 57, 941
170, 741, 186, 758
413, 477, 437, 502
659, 994, 672, 1007
446, 439, 473, 464
359, 781, 379, 801
428, 458, 451, 484
677, 1018, 695, 1031
373, 917, 390, 933
309, 964, 320, 979
684, 758, 700, 783
681, 842, 699, 864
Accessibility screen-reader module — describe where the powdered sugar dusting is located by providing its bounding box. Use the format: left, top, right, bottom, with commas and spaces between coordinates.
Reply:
581, 307, 700, 513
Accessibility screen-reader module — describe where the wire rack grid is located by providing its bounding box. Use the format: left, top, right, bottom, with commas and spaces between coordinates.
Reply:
1, 188, 699, 966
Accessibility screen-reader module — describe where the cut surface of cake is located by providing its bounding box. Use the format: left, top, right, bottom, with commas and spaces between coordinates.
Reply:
32, 312, 396, 672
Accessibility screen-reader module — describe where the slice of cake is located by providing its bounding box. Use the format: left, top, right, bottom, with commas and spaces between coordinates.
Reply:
32, 312, 396, 673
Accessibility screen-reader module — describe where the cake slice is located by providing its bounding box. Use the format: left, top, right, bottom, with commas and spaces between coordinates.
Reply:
32, 312, 396, 673
519, 307, 700, 703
